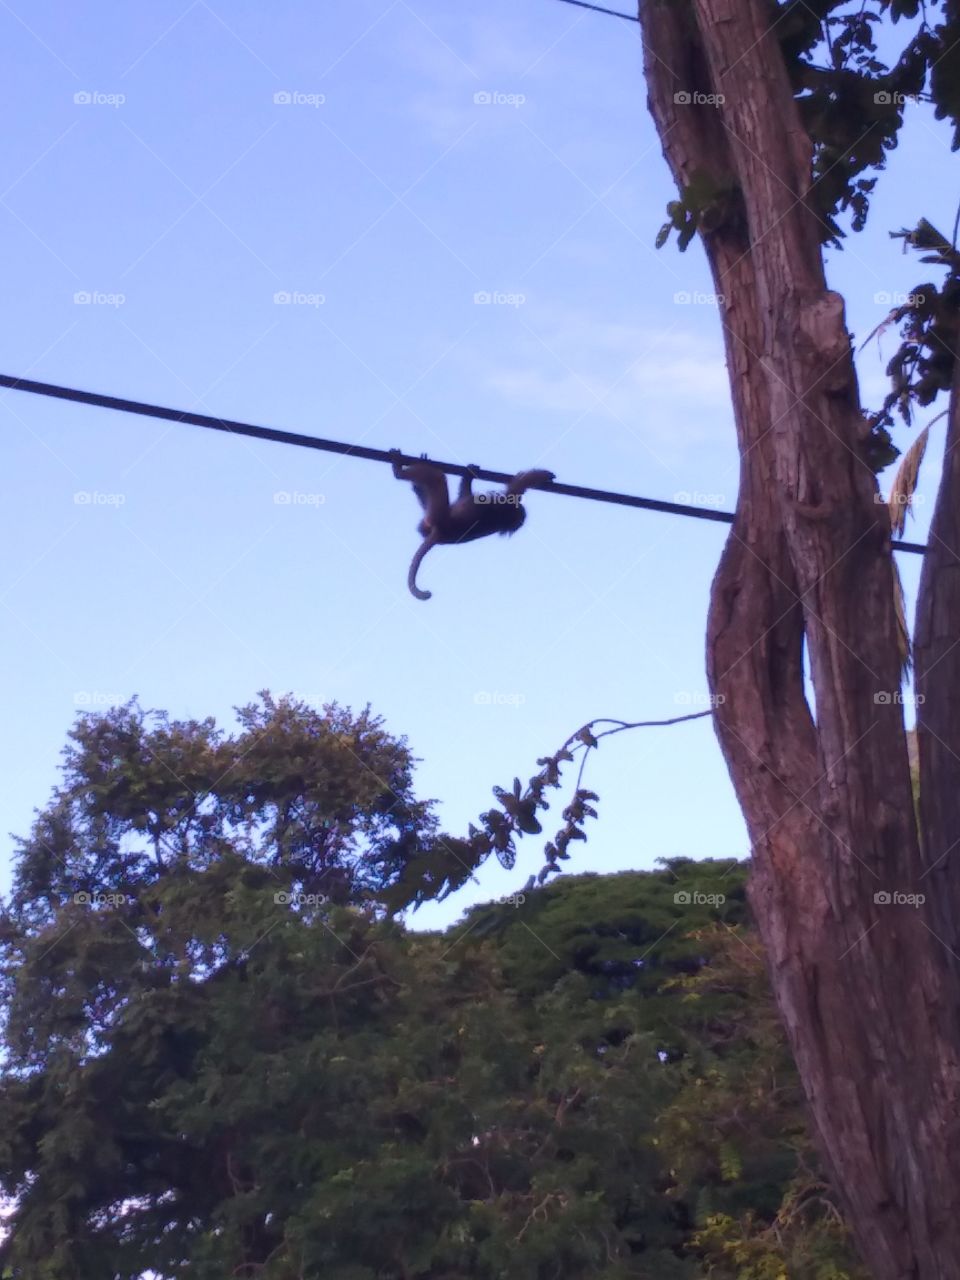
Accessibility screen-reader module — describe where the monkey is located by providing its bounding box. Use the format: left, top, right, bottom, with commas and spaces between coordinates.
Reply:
391, 453, 555, 600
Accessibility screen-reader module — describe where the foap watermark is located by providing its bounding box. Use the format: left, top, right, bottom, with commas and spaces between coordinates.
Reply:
876, 491, 925, 508
673, 691, 725, 708
673, 489, 725, 507
274, 891, 330, 906
274, 490, 326, 506
473, 90, 526, 107
274, 290, 325, 307
74, 691, 122, 708
74, 290, 125, 307
673, 290, 725, 306
274, 90, 325, 107
874, 91, 919, 106
874, 290, 926, 306
74, 490, 125, 506
289, 692, 326, 709
74, 90, 125, 107
496, 893, 526, 907
874, 890, 925, 907
673, 90, 724, 106
874, 690, 925, 705
474, 691, 526, 707
74, 890, 129, 907
473, 290, 525, 307
475, 490, 522, 507
674, 889, 726, 906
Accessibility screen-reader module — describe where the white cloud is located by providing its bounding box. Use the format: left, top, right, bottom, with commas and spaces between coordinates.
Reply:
474, 307, 730, 443
399, 14, 543, 144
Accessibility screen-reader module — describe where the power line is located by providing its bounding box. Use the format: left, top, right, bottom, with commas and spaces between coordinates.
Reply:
0, 371, 926, 554
550, 0, 639, 21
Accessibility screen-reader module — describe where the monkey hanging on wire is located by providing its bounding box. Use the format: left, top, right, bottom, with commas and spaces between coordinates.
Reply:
391, 452, 555, 600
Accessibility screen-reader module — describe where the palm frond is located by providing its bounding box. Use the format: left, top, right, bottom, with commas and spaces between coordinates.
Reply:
887, 425, 930, 536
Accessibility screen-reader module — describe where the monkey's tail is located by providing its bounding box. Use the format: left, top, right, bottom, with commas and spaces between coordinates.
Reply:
408, 534, 438, 600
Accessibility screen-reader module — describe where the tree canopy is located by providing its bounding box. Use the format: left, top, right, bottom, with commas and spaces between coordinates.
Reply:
0, 700, 865, 1278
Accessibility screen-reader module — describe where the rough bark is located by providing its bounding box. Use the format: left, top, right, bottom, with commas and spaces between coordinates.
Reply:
915, 369, 960, 960
638, 2, 960, 1276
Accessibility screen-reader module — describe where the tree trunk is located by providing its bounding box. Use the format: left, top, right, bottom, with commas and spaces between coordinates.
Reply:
638, 2, 960, 1276
914, 368, 960, 957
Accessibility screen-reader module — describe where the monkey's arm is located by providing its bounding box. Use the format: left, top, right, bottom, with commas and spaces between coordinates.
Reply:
505, 468, 555, 496
390, 448, 419, 480
392, 455, 451, 523
457, 464, 481, 503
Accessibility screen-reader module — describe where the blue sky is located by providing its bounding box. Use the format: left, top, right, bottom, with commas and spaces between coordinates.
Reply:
0, 0, 951, 930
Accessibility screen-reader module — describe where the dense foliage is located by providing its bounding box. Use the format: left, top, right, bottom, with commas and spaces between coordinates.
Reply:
0, 701, 866, 1277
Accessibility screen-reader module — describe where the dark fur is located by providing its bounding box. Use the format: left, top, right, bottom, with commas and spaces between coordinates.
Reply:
392, 457, 554, 599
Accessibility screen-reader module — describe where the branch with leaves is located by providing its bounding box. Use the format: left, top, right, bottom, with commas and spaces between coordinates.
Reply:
386, 710, 711, 913
867, 218, 960, 432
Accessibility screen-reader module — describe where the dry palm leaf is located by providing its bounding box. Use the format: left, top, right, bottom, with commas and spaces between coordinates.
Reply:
885, 423, 937, 674
887, 425, 930, 536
